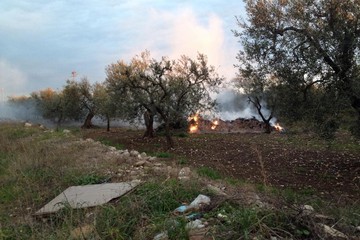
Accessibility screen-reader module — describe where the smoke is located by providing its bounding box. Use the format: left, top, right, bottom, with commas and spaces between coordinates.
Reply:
214, 89, 277, 124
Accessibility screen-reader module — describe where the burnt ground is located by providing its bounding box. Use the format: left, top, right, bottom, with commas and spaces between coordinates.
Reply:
82, 128, 360, 203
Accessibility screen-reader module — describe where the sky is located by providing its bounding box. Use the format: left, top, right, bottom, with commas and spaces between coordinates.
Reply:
0, 0, 246, 99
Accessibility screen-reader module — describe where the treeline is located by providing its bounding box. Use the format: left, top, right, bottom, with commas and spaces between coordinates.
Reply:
9, 51, 223, 148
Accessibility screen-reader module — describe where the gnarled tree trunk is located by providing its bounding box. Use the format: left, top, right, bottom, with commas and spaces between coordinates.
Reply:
81, 112, 94, 129
143, 110, 155, 138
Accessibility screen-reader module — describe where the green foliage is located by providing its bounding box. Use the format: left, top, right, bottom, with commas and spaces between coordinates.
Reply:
235, 0, 360, 138
99, 139, 124, 150
73, 174, 109, 185
197, 166, 222, 180
96, 179, 200, 239
154, 152, 172, 158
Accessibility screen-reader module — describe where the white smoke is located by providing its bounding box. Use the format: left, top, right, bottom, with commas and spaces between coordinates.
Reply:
214, 89, 277, 124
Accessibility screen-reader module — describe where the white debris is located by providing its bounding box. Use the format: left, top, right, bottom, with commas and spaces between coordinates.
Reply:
186, 219, 205, 229
63, 129, 71, 133
318, 223, 347, 239
24, 122, 32, 127
130, 150, 139, 157
178, 167, 191, 180
35, 180, 141, 215
189, 194, 211, 209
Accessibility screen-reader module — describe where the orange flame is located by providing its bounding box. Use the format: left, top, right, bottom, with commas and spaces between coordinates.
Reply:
274, 123, 284, 132
188, 113, 200, 133
211, 120, 219, 130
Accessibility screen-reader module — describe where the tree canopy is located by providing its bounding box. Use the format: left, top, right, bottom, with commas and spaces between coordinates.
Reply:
234, 0, 360, 137
106, 51, 223, 147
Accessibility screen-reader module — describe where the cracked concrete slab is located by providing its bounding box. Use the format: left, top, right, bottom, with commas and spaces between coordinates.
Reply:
35, 180, 140, 215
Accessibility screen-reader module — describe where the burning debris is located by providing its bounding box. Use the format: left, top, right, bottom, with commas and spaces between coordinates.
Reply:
188, 114, 284, 133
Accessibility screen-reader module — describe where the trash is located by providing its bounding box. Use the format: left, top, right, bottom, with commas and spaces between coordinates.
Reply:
174, 205, 189, 213
153, 231, 168, 240
35, 180, 141, 215
186, 213, 202, 220
174, 194, 210, 214
186, 219, 205, 229
189, 194, 211, 209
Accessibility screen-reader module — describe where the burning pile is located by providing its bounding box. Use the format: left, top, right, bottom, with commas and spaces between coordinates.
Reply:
188, 113, 284, 133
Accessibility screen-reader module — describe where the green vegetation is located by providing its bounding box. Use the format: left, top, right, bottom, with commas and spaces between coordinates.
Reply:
99, 138, 124, 150
197, 166, 222, 180
0, 123, 358, 239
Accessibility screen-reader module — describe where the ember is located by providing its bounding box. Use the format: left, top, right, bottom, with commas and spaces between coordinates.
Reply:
188, 114, 266, 133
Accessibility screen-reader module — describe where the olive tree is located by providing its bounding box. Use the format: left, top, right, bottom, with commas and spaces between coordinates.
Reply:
106, 51, 223, 148
234, 0, 360, 137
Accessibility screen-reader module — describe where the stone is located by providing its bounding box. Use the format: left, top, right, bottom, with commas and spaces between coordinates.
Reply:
178, 167, 191, 180
301, 204, 314, 215
108, 146, 117, 152
63, 129, 71, 133
70, 224, 95, 239
140, 152, 147, 158
130, 150, 139, 157
134, 160, 147, 167
24, 122, 32, 127
318, 223, 347, 239
206, 184, 227, 196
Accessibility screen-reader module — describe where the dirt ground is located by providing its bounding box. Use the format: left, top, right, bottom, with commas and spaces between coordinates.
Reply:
82, 128, 360, 203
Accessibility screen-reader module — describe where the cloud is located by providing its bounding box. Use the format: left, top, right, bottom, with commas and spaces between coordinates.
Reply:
0, 59, 28, 98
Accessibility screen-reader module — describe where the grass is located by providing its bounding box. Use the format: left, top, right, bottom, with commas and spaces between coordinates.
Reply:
98, 138, 124, 150
0, 123, 359, 239
197, 166, 222, 180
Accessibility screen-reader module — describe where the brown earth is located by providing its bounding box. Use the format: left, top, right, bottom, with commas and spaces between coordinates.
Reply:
82, 128, 360, 203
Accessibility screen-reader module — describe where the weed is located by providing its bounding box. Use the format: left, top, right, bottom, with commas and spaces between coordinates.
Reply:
177, 158, 188, 165
74, 174, 109, 185
99, 138, 124, 150
155, 152, 172, 158
197, 166, 222, 180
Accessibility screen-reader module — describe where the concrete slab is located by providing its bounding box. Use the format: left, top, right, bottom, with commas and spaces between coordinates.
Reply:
35, 180, 140, 215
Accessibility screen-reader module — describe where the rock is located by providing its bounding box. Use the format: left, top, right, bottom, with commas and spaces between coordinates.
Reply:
24, 122, 32, 127
178, 167, 191, 180
206, 184, 227, 196
85, 138, 94, 142
121, 151, 130, 158
140, 152, 147, 158
130, 150, 139, 157
153, 231, 168, 240
63, 129, 71, 133
134, 160, 147, 167
300, 204, 314, 215
356, 226, 360, 232
149, 156, 157, 161
318, 223, 347, 239
70, 224, 95, 239
108, 146, 117, 152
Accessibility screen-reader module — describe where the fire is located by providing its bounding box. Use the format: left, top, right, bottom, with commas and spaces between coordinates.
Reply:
274, 123, 284, 132
188, 113, 200, 133
211, 120, 219, 130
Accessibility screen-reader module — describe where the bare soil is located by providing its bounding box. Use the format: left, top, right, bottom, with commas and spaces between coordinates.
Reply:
82, 128, 360, 203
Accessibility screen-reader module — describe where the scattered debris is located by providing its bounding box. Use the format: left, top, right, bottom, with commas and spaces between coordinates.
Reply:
70, 224, 96, 239
178, 167, 192, 180
318, 223, 348, 239
35, 180, 141, 215
186, 219, 206, 229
